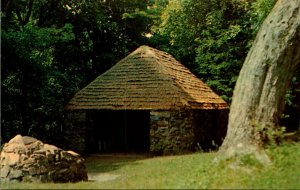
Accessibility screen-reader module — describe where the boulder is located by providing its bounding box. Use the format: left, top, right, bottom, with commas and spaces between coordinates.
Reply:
0, 135, 88, 183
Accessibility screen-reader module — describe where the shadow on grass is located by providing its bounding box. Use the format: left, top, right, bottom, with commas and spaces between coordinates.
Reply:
84, 153, 151, 173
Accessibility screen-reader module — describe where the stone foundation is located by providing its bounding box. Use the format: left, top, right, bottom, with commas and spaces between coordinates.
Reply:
150, 109, 195, 154
149, 109, 228, 154
63, 108, 228, 154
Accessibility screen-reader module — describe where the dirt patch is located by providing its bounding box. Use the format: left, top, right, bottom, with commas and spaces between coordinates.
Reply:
85, 153, 150, 182
88, 173, 120, 182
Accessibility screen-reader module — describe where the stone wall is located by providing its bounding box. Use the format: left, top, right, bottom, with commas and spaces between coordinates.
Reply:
0, 135, 88, 183
150, 109, 195, 154
149, 109, 229, 154
63, 108, 228, 154
63, 110, 86, 154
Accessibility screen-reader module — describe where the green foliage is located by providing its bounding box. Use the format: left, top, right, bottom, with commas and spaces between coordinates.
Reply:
251, 0, 277, 34
282, 68, 300, 131
152, 0, 253, 102
253, 120, 287, 146
151, 0, 288, 105
196, 1, 250, 102
2, 0, 298, 146
1, 0, 159, 145
152, 0, 198, 65
1, 25, 78, 144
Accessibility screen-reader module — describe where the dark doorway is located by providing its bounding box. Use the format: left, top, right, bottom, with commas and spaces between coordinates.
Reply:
86, 110, 150, 154
193, 109, 228, 151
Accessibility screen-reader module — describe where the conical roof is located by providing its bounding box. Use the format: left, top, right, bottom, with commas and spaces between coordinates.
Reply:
66, 45, 228, 110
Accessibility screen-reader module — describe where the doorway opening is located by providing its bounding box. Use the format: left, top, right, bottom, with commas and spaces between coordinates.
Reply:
86, 110, 150, 154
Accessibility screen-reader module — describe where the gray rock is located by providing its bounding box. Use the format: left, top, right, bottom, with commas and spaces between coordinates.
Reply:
0, 165, 11, 178
22, 136, 38, 145
0, 134, 88, 183
8, 169, 23, 180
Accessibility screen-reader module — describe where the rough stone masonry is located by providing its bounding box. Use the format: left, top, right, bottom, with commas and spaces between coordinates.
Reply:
0, 134, 88, 182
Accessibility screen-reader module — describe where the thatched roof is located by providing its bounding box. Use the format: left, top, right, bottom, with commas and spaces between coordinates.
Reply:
66, 45, 228, 110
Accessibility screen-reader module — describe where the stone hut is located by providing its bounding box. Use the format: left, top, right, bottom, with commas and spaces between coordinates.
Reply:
64, 45, 228, 154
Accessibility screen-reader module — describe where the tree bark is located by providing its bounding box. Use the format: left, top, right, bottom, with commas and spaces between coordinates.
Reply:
219, 0, 300, 160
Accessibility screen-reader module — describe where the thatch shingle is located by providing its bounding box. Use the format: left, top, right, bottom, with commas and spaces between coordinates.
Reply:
66, 45, 228, 110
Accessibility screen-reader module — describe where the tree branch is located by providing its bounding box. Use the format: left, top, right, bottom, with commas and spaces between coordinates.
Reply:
15, 10, 26, 26
24, 0, 34, 25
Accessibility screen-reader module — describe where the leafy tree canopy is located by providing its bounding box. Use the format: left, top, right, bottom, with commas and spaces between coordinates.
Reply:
1, 0, 299, 145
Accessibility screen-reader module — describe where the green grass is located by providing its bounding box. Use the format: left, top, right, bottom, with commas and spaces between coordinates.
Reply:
1, 142, 300, 189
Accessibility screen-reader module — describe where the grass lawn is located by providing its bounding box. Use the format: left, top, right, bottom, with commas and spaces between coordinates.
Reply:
1, 142, 300, 189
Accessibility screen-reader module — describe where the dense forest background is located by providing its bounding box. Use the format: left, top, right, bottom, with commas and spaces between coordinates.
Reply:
2, 0, 299, 146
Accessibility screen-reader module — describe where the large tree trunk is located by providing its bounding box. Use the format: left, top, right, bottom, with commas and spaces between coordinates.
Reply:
219, 0, 300, 160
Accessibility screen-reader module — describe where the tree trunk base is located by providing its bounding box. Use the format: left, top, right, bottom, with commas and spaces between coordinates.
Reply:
214, 143, 271, 165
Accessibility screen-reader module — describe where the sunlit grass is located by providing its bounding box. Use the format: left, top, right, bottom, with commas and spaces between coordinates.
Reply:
1, 142, 300, 189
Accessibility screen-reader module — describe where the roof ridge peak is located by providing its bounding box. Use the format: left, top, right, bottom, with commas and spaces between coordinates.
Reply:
66, 45, 228, 110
